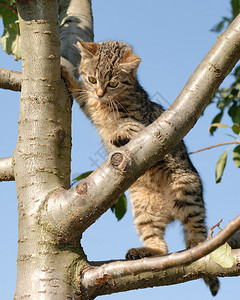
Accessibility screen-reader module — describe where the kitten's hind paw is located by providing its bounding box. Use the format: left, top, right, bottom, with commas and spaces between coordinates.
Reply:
126, 247, 164, 260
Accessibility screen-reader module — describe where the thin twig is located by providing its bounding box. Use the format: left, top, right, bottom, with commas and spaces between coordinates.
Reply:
208, 218, 223, 238
189, 141, 240, 155
0, 1, 18, 15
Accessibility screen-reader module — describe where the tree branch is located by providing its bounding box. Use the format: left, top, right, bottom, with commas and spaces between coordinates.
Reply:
79, 250, 240, 298
40, 13, 240, 241
59, 0, 94, 75
79, 214, 240, 297
189, 141, 240, 155
0, 67, 21, 91
0, 157, 14, 181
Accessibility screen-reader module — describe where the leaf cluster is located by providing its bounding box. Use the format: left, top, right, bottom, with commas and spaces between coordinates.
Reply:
210, 66, 240, 135
208, 0, 240, 182
209, 123, 240, 183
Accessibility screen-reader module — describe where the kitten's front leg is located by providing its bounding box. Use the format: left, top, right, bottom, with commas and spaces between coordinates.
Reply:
61, 65, 82, 92
110, 129, 131, 147
110, 123, 143, 147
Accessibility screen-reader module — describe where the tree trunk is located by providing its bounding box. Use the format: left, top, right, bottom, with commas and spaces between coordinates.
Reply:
14, 0, 80, 298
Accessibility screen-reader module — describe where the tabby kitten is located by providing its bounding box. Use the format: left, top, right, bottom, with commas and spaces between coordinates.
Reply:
62, 40, 219, 296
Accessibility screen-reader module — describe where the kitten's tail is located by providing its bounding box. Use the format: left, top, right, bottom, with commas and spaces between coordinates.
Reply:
204, 276, 220, 296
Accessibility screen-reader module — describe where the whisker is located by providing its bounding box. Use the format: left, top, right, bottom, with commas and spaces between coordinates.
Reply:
74, 93, 88, 107
114, 99, 128, 113
109, 100, 118, 125
111, 100, 120, 125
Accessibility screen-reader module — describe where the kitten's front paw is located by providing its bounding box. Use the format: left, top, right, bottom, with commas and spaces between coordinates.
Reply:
110, 132, 130, 147
61, 65, 72, 88
125, 247, 163, 260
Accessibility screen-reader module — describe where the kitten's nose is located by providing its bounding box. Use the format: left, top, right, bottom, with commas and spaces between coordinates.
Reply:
96, 88, 105, 98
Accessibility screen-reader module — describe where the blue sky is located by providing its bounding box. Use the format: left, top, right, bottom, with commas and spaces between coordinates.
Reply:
0, 0, 239, 299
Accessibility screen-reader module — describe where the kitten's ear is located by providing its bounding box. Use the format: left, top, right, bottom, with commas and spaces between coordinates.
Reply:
120, 50, 141, 70
77, 41, 99, 58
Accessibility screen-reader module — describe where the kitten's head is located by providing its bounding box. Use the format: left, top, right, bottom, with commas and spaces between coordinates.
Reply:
78, 41, 141, 101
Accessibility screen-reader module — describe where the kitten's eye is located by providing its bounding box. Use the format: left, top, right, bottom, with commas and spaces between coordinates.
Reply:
88, 77, 97, 84
108, 81, 118, 88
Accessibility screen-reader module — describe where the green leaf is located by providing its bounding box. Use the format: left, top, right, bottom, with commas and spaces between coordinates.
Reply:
210, 243, 234, 268
232, 145, 240, 167
216, 92, 234, 110
111, 194, 127, 221
0, 1, 21, 60
231, 0, 240, 19
210, 20, 224, 32
209, 112, 223, 135
71, 171, 93, 186
210, 18, 230, 33
208, 123, 229, 134
215, 151, 227, 183
232, 123, 240, 135
234, 65, 240, 77
228, 103, 240, 124
231, 87, 239, 97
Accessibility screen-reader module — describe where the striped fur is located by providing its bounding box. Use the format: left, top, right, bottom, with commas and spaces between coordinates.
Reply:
62, 40, 219, 296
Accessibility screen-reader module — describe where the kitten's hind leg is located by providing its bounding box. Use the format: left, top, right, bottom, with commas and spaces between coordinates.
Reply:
126, 187, 170, 260
170, 173, 207, 248
174, 195, 207, 248
174, 185, 220, 296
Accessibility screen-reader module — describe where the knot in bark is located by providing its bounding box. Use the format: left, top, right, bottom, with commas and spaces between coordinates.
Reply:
110, 151, 128, 172
76, 181, 88, 196
56, 128, 66, 144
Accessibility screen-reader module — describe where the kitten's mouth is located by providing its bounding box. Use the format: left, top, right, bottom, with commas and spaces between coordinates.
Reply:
94, 94, 110, 102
